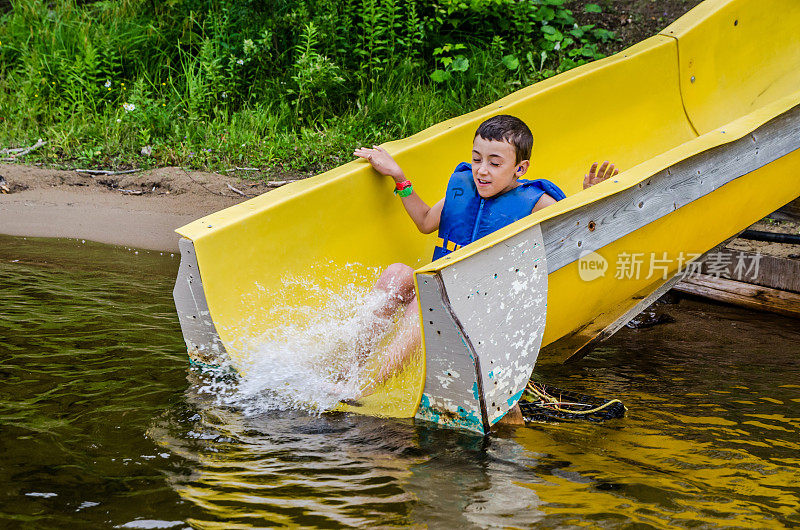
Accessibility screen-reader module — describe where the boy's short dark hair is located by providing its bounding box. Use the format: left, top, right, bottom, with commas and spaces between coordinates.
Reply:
474, 114, 533, 164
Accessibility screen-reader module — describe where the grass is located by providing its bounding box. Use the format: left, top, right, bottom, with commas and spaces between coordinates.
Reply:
0, 0, 617, 179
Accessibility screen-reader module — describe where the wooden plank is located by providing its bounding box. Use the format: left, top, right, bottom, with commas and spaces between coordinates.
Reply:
539, 234, 741, 364
577, 270, 683, 353
772, 197, 800, 221
594, 233, 741, 340
540, 104, 800, 273
674, 273, 800, 318
542, 271, 684, 365
699, 249, 800, 293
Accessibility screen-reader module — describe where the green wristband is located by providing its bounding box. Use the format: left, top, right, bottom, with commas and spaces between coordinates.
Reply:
394, 185, 413, 198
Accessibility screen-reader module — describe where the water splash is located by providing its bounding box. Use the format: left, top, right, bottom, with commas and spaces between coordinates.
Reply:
196, 265, 402, 415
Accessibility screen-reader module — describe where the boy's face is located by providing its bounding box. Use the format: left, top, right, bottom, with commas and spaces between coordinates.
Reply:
471, 136, 529, 198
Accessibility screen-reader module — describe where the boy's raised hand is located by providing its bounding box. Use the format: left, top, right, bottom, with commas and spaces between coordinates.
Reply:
354, 145, 405, 182
583, 161, 619, 190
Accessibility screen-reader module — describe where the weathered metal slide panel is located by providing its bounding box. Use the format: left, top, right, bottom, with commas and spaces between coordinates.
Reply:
438, 226, 548, 427
173, 238, 227, 366
415, 226, 548, 431
415, 273, 486, 434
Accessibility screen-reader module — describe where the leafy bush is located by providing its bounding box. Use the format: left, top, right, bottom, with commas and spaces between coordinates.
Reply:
0, 0, 616, 174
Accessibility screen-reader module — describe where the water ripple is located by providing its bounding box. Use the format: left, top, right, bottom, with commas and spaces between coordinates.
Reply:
1, 235, 799, 527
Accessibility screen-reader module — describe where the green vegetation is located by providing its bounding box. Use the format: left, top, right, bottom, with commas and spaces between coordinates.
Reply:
0, 0, 616, 177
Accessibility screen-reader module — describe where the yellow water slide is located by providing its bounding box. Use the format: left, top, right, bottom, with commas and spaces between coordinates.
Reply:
173, 0, 800, 435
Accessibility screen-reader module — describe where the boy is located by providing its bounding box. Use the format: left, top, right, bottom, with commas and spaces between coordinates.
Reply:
352, 115, 618, 403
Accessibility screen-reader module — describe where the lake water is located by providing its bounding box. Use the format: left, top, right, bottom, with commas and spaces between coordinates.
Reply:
1, 235, 799, 528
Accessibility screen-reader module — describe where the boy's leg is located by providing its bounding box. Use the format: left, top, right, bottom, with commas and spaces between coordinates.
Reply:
372, 263, 416, 318
361, 297, 421, 395
355, 263, 416, 363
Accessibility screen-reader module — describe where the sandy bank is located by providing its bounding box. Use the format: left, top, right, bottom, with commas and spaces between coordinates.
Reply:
0, 164, 278, 251
2, 162, 798, 258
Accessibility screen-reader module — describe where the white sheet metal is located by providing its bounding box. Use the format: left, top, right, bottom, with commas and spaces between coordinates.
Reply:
439, 225, 548, 426
173, 238, 227, 366
415, 272, 487, 434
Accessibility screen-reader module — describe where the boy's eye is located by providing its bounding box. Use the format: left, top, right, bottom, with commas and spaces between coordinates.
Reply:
490, 162, 500, 167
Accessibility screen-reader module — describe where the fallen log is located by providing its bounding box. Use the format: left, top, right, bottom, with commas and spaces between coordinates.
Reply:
223, 167, 260, 172
264, 180, 293, 188
675, 273, 800, 319
226, 183, 247, 196
75, 168, 143, 176
0, 139, 46, 160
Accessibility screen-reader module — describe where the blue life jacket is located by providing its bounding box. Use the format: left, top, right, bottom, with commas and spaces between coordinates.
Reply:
433, 162, 566, 260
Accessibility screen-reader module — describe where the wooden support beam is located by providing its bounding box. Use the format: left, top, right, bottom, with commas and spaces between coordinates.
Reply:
696, 249, 800, 294
772, 197, 800, 222
674, 273, 800, 319
540, 104, 800, 275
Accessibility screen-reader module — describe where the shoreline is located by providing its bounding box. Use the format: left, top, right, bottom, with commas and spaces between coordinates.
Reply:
3, 162, 798, 321
0, 164, 275, 252
2, 162, 798, 257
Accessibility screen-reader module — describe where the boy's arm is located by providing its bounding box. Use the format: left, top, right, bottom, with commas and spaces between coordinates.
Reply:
354, 145, 443, 234
401, 196, 444, 234
531, 193, 558, 213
